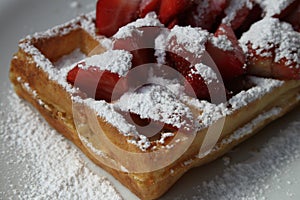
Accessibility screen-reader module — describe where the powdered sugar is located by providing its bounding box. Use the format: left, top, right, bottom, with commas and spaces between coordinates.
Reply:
78, 50, 133, 77
5, 2, 300, 198
228, 76, 284, 110
159, 132, 175, 144
168, 26, 209, 58
70, 1, 80, 9
240, 17, 300, 68
255, 0, 295, 17
115, 85, 194, 130
0, 91, 122, 200
210, 34, 234, 51
218, 107, 282, 148
222, 0, 254, 25
18, 11, 114, 95
191, 118, 300, 200
80, 11, 110, 44
154, 25, 209, 65
80, 98, 138, 137
54, 48, 86, 69
192, 63, 218, 84
113, 12, 163, 39
188, 76, 284, 130
190, 0, 210, 25
18, 39, 79, 96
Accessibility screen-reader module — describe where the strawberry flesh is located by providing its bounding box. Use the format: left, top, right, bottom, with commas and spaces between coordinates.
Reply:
234, 3, 263, 38
245, 41, 300, 80
184, 68, 210, 100
158, 0, 193, 25
207, 24, 246, 81
139, 0, 161, 18
224, 0, 255, 30
184, 0, 227, 32
281, 1, 300, 32
272, 0, 298, 19
96, 0, 141, 37
67, 65, 128, 102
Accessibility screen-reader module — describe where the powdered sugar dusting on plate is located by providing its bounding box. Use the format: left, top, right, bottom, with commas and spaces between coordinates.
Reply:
0, 91, 122, 200
191, 118, 300, 200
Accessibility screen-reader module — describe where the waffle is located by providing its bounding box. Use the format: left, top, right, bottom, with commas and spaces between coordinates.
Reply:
9, 11, 300, 200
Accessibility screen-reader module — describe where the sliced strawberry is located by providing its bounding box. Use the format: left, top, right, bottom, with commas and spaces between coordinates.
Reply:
67, 66, 128, 102
113, 28, 159, 67
225, 76, 254, 96
234, 3, 263, 38
272, 0, 298, 19
184, 69, 210, 100
281, 1, 300, 32
158, 0, 193, 25
245, 43, 300, 80
206, 24, 246, 81
241, 17, 300, 80
139, 0, 161, 18
167, 17, 179, 29
184, 0, 227, 32
272, 58, 300, 80
245, 44, 274, 77
96, 0, 141, 37
165, 52, 222, 101
165, 52, 191, 75
223, 0, 255, 30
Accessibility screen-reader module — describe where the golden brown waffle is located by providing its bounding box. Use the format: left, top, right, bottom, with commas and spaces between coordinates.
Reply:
9, 12, 300, 199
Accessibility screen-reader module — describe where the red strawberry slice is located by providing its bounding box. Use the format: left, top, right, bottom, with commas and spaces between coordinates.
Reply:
139, 0, 161, 18
206, 24, 246, 81
67, 65, 128, 102
281, 1, 300, 32
241, 17, 300, 80
246, 44, 300, 80
184, 0, 227, 32
113, 27, 159, 67
165, 52, 190, 74
223, 0, 255, 30
272, 59, 300, 80
184, 69, 210, 100
245, 45, 274, 77
167, 17, 179, 29
234, 3, 263, 38
272, 0, 298, 19
158, 0, 193, 25
183, 65, 228, 102
165, 52, 221, 101
96, 0, 141, 37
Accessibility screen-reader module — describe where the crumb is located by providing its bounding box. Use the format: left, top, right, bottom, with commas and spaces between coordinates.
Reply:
222, 156, 231, 166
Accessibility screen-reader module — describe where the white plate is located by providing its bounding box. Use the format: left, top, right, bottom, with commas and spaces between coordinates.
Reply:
1, 1, 300, 199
